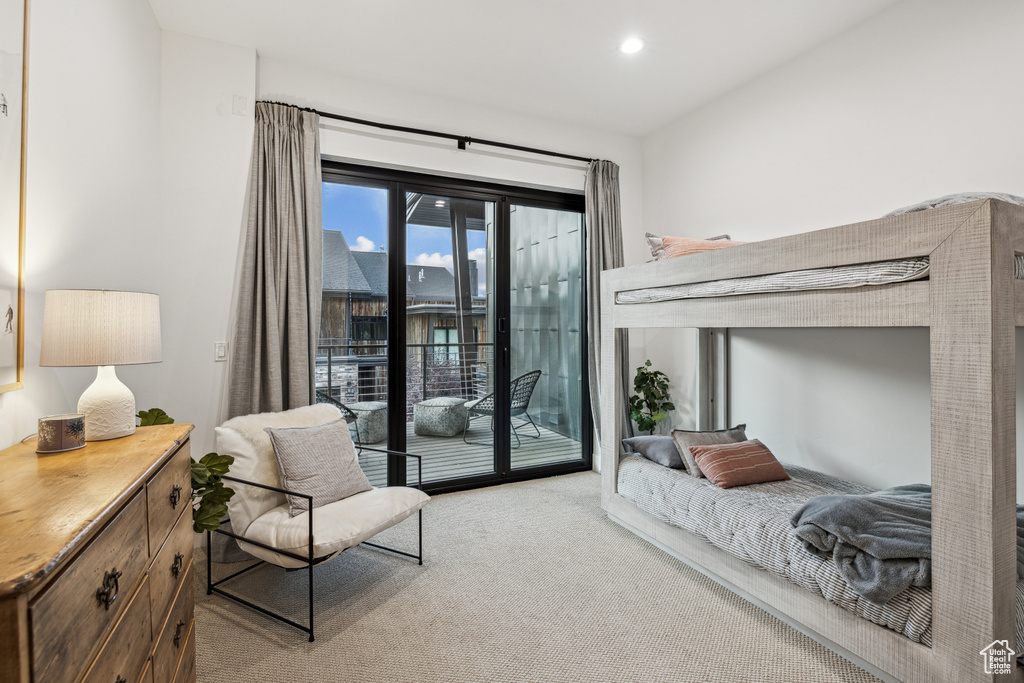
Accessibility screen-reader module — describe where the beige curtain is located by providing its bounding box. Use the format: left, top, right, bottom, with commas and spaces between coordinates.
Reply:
586, 160, 632, 447
228, 102, 323, 418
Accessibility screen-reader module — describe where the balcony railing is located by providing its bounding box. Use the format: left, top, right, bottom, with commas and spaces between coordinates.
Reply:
315, 340, 493, 420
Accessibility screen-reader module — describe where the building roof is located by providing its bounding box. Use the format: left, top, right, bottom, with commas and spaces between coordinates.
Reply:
324, 229, 484, 303
322, 230, 371, 294
407, 264, 456, 301
351, 250, 388, 297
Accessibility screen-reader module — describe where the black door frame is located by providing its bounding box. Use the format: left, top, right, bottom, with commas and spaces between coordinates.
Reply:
321, 160, 592, 495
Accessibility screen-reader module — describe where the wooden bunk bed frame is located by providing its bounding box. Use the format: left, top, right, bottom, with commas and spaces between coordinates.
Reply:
600, 199, 1024, 683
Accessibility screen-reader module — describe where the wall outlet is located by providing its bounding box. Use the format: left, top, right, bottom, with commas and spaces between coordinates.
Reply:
214, 342, 228, 362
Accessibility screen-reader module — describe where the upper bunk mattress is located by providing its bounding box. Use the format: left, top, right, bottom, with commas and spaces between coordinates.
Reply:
616, 454, 1024, 648
616, 254, 1024, 305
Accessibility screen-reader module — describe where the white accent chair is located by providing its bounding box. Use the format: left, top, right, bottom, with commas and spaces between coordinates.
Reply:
208, 403, 429, 641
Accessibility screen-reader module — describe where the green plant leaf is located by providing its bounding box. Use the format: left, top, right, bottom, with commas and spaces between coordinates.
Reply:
192, 501, 228, 533
190, 452, 235, 532
191, 461, 211, 489
137, 408, 174, 426
203, 480, 235, 506
199, 452, 234, 478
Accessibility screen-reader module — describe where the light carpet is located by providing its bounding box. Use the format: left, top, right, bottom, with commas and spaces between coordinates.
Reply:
194, 471, 878, 682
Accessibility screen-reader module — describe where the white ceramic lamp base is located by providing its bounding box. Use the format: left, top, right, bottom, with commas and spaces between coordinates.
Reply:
78, 366, 137, 441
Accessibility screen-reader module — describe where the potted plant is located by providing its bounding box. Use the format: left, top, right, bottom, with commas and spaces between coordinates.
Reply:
628, 360, 674, 434
138, 408, 235, 532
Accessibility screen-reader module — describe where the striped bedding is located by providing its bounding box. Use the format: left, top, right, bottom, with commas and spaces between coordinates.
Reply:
616, 454, 1024, 647
615, 254, 1024, 305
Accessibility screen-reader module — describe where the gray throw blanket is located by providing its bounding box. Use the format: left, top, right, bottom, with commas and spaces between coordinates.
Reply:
791, 484, 1024, 605
884, 191, 1024, 216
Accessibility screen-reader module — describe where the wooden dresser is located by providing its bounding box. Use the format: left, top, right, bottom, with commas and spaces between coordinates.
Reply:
0, 424, 196, 683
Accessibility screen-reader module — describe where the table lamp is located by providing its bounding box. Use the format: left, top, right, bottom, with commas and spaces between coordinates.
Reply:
39, 290, 162, 441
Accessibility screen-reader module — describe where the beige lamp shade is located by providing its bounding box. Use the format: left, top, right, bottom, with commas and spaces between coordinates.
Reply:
39, 290, 162, 367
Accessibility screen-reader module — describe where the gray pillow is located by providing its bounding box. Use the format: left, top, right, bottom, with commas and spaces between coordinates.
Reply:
644, 232, 665, 260
671, 424, 748, 478
265, 418, 372, 516
622, 435, 685, 469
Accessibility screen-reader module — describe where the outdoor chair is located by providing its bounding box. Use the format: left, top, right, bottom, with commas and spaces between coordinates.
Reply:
315, 389, 361, 450
208, 403, 429, 641
462, 369, 542, 448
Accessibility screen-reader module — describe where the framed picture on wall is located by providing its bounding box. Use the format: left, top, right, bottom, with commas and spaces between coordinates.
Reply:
0, 0, 27, 393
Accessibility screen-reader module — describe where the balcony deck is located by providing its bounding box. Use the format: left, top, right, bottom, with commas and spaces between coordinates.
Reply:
356, 422, 584, 486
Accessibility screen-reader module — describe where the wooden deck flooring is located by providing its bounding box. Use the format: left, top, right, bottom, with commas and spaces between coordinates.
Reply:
357, 422, 583, 487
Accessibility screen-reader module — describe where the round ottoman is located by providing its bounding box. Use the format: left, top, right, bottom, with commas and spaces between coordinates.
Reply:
414, 397, 469, 437
348, 401, 388, 444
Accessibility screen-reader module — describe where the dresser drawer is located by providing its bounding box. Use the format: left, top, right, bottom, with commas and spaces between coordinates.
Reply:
147, 441, 191, 554
172, 621, 196, 683
150, 506, 193, 633
152, 562, 194, 683
82, 576, 152, 683
139, 659, 154, 683
30, 491, 150, 683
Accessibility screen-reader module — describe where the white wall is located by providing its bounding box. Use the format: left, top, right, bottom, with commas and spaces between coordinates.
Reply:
157, 32, 256, 457
0, 0, 162, 449
640, 0, 1024, 490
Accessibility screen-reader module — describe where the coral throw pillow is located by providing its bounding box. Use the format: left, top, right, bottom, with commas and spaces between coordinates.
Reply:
662, 235, 747, 259
688, 439, 790, 489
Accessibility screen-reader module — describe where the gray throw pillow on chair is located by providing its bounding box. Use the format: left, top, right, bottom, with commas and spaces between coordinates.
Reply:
265, 418, 372, 516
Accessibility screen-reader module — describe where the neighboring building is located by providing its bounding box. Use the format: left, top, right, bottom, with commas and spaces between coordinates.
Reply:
318, 229, 488, 406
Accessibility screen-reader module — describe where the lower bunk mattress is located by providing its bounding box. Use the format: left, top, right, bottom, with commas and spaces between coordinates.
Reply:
616, 454, 1024, 647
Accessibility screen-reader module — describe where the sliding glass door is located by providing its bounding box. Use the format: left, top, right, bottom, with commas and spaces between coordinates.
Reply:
508, 204, 585, 469
404, 192, 497, 483
319, 179, 390, 486
319, 163, 590, 494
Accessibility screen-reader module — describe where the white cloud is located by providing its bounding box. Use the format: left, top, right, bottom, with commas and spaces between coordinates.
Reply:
414, 250, 489, 295
414, 252, 454, 269
353, 236, 376, 252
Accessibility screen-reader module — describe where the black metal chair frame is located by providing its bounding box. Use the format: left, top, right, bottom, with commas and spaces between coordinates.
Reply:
206, 447, 423, 642
463, 370, 542, 448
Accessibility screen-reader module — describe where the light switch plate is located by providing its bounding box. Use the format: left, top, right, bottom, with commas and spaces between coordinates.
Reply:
214, 341, 228, 362
232, 95, 246, 116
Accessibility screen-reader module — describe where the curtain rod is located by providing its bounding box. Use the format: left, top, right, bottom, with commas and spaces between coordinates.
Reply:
261, 100, 595, 165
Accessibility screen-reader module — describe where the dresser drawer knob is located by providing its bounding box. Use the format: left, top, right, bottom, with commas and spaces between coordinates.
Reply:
171, 552, 184, 578
174, 619, 186, 648
96, 568, 122, 610
169, 484, 182, 508
115, 676, 127, 683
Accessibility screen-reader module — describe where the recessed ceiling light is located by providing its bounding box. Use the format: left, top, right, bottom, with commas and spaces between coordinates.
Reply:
620, 37, 644, 54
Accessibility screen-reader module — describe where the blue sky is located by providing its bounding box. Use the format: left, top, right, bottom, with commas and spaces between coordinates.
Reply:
322, 182, 489, 293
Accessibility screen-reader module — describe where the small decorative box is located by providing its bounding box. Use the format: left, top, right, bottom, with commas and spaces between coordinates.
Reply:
36, 414, 87, 454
